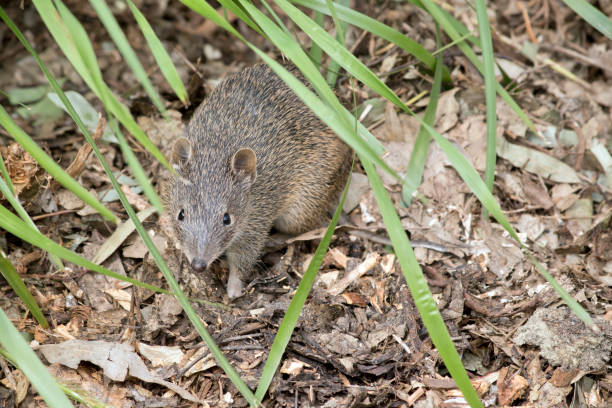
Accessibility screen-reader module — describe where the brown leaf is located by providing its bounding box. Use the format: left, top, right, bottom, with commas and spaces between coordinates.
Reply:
40, 339, 202, 403
497, 366, 529, 406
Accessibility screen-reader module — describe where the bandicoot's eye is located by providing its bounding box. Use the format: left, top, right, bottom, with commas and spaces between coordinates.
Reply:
178, 209, 185, 221
223, 213, 232, 225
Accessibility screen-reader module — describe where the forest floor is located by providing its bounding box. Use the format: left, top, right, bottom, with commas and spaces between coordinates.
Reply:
0, 0, 611, 407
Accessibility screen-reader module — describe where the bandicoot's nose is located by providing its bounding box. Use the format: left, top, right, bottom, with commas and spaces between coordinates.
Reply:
191, 258, 207, 272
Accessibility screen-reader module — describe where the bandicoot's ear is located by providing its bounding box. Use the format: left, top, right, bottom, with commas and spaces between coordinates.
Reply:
171, 137, 192, 166
231, 148, 257, 182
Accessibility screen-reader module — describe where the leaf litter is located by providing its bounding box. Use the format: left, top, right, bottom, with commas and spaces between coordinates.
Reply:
0, 0, 611, 406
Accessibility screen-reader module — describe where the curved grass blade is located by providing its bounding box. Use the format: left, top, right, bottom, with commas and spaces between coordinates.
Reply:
474, 0, 497, 217
92, 0, 169, 113
0, 252, 48, 328
309, 10, 325, 67
0, 203, 169, 294
292, 0, 446, 78
562, 0, 612, 40
235, 0, 386, 161
190, 0, 390, 171
362, 155, 484, 408
0, 161, 64, 269
109, 118, 164, 212
324, 0, 349, 87
30, 0, 171, 171
0, 104, 117, 223
24, 3, 259, 402
89, 0, 168, 115
0, 308, 73, 407
125, 0, 188, 104
402, 28, 443, 205
417, 0, 536, 132
255, 160, 352, 401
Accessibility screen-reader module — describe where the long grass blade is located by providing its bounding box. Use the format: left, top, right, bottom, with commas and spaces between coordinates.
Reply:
31, 0, 171, 171
0, 308, 73, 407
362, 155, 484, 408
324, 0, 348, 87
309, 10, 325, 67
0, 203, 168, 294
562, 0, 612, 40
416, 0, 536, 132
89, 0, 168, 114
292, 0, 446, 78
125, 0, 188, 104
108, 119, 164, 212
0, 159, 64, 269
402, 28, 443, 205
0, 252, 48, 328
474, 0, 497, 218
255, 161, 352, 401
0, 104, 117, 223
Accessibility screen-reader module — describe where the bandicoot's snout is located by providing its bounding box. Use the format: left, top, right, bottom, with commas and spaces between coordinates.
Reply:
191, 258, 207, 272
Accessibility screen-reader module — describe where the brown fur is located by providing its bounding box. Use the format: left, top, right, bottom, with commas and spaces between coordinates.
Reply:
163, 63, 351, 298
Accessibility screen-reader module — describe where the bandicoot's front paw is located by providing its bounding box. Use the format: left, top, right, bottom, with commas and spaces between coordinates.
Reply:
227, 271, 245, 300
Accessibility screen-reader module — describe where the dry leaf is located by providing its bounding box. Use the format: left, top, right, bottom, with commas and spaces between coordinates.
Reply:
39, 340, 202, 403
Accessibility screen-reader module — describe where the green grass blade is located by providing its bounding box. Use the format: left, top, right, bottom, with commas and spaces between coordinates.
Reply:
0, 175, 64, 270
255, 161, 352, 401
0, 151, 14, 195
109, 119, 164, 212
0, 308, 73, 407
31, 0, 171, 171
260, 0, 294, 39
204, 0, 390, 172
324, 0, 348, 86
235, 0, 386, 159
125, 0, 188, 104
526, 253, 595, 326
361, 155, 483, 408
0, 203, 169, 294
274, 0, 417, 119
292, 0, 446, 78
80, 134, 260, 405
562, 0, 612, 40
474, 0, 497, 217
309, 10, 324, 67
417, 0, 536, 132
0, 252, 48, 328
28, 3, 258, 402
0, 104, 117, 223
89, 0, 168, 114
402, 30, 443, 205
217, 0, 267, 38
